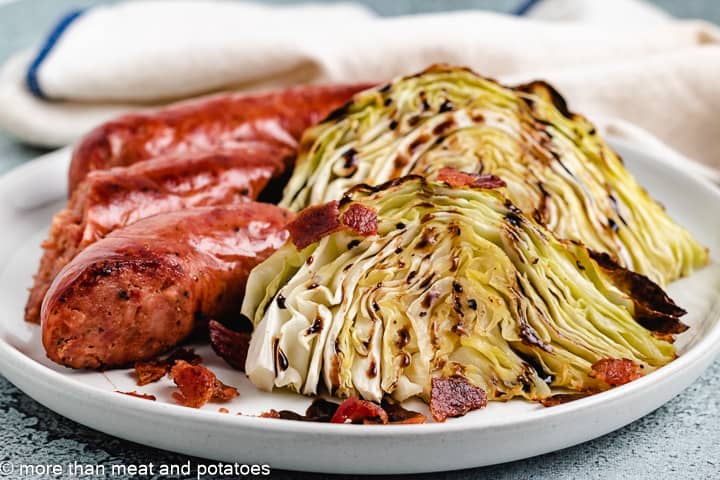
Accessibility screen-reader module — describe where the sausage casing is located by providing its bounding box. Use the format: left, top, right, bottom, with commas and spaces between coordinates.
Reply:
26, 143, 291, 324
69, 84, 371, 191
41, 204, 292, 369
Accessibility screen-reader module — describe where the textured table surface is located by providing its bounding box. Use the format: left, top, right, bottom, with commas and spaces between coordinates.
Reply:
1, 1, 719, 478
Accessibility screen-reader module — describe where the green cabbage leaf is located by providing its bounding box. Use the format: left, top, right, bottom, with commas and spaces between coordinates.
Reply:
281, 65, 706, 285
245, 176, 686, 403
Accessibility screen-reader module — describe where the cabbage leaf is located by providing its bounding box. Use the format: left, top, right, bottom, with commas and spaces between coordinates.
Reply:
282, 65, 706, 285
245, 176, 685, 403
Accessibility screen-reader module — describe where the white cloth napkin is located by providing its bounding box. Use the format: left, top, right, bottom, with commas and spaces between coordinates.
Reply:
0, 0, 718, 177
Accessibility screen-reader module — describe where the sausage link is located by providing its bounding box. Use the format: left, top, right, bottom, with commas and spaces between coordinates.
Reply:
26, 143, 291, 324
41, 204, 291, 369
69, 84, 372, 191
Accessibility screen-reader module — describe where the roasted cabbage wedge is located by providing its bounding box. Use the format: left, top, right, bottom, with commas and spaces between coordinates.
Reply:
244, 174, 687, 405
282, 65, 707, 285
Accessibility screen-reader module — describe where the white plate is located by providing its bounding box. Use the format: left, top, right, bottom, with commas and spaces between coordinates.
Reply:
1, 140, 719, 474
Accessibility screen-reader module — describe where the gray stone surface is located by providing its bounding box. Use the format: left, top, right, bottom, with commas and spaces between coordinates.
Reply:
1, 1, 719, 478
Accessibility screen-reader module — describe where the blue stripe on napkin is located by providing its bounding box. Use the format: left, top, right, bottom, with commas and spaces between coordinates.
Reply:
24, 2, 536, 98
514, 0, 542, 16
25, 8, 85, 99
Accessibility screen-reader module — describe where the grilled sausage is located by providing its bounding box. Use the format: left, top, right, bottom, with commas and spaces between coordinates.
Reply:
68, 84, 372, 192
26, 143, 292, 324
41, 204, 292, 369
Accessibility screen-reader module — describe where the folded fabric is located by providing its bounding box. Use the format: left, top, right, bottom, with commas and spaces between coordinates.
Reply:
0, 0, 718, 176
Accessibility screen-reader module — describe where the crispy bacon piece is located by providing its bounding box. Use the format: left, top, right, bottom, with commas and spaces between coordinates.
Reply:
208, 319, 251, 371
213, 380, 240, 402
288, 201, 341, 249
134, 362, 168, 386
330, 397, 389, 424
116, 390, 156, 401
134, 348, 201, 386
381, 399, 427, 424
590, 358, 644, 386
289, 201, 380, 250
341, 204, 378, 236
429, 376, 488, 422
540, 393, 592, 407
437, 167, 506, 190
170, 364, 215, 408
169, 360, 239, 408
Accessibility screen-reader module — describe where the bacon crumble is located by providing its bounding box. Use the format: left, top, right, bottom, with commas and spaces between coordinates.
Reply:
287, 201, 341, 249
330, 397, 389, 424
429, 376, 487, 422
437, 167, 506, 190
590, 358, 644, 386
208, 319, 251, 371
260, 410, 281, 419
340, 204, 378, 236
213, 379, 240, 402
288, 200, 380, 250
169, 360, 239, 408
134, 362, 168, 386
134, 347, 202, 386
